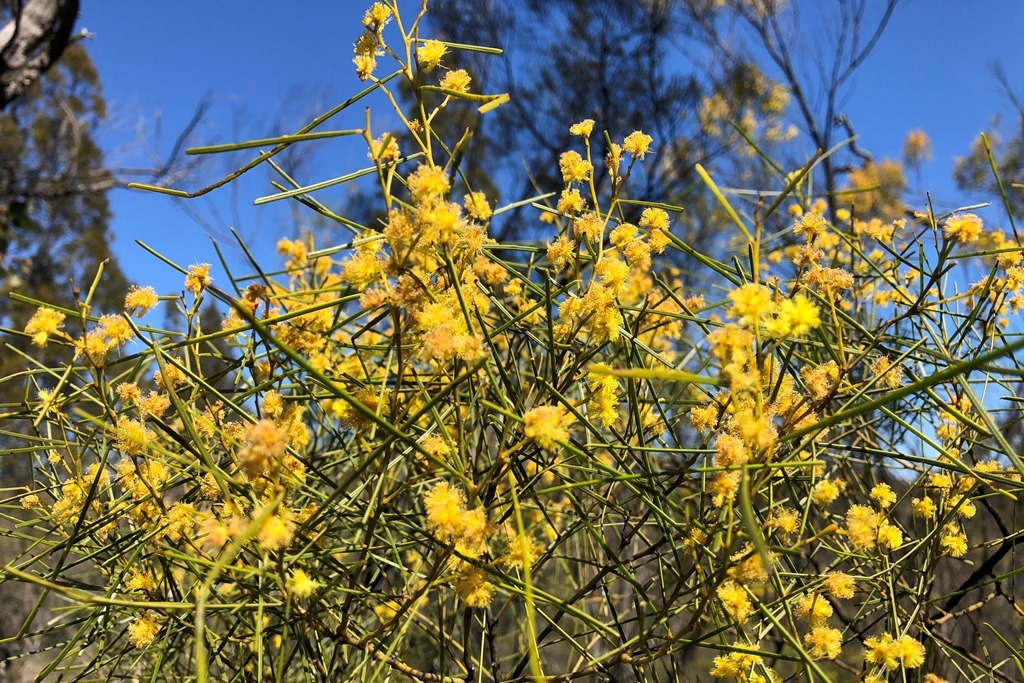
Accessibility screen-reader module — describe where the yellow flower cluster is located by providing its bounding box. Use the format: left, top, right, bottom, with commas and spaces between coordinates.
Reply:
288, 569, 321, 599
864, 633, 925, 670
124, 285, 159, 316
127, 613, 161, 649
523, 404, 573, 450
24, 306, 66, 346
587, 364, 619, 428
423, 482, 489, 558
943, 213, 983, 244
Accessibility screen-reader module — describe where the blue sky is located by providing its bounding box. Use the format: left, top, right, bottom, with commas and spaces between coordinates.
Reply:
77, 0, 1024, 296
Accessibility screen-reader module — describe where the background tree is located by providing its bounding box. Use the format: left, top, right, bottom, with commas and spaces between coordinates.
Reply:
686, 0, 900, 219
953, 68, 1024, 224
0, 39, 129, 455
1, 2, 203, 423
355, 0, 794, 250
0, 34, 132, 673
394, 0, 899, 248
0, 9, 206, 674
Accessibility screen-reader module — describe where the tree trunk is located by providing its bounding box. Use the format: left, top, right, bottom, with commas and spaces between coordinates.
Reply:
0, 0, 81, 109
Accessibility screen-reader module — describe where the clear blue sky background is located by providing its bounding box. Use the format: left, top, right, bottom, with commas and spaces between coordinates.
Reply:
77, 0, 1024, 296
